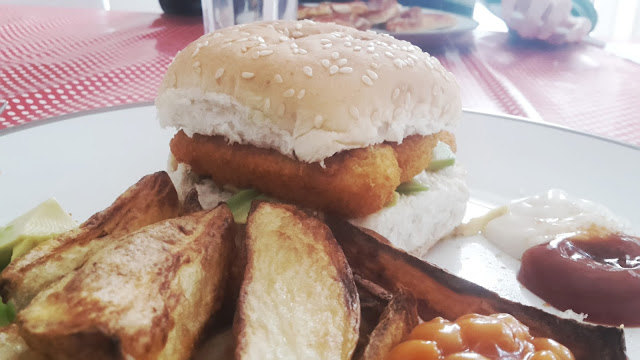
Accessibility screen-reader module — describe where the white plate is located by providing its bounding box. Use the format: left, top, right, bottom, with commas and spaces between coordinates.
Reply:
1, 105, 638, 357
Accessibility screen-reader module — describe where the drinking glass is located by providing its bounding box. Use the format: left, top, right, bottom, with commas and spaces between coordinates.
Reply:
202, 0, 298, 33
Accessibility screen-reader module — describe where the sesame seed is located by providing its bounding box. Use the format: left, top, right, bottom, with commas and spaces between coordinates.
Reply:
349, 106, 359, 119
344, 41, 352, 47
279, 36, 288, 42
393, 58, 403, 69
295, 22, 303, 30
298, 49, 308, 55
293, 48, 300, 54
338, 58, 347, 66
401, 46, 407, 51
290, 43, 298, 48
278, 104, 285, 116
424, 59, 434, 69
408, 54, 419, 60
366, 30, 376, 34
367, 47, 375, 53
193, 61, 200, 67
263, 98, 271, 111
314, 115, 324, 128
354, 46, 361, 51
297, 89, 306, 99
362, 75, 373, 86
274, 74, 284, 83
339, 67, 353, 73
260, 50, 274, 56
283, 89, 295, 97
240, 31, 251, 36
391, 44, 399, 49
252, 52, 260, 59
321, 59, 331, 68
236, 37, 249, 42
385, 51, 395, 58
192, 47, 200, 57
213, 32, 223, 38
292, 31, 304, 37
331, 52, 339, 60
242, 72, 255, 79
329, 65, 339, 75
321, 39, 331, 44
372, 53, 380, 60
249, 36, 257, 41
284, 27, 290, 36
224, 38, 234, 43
241, 46, 248, 53
392, 88, 400, 99
366, 70, 378, 80
258, 43, 267, 49
215, 68, 225, 79
303, 66, 313, 77
323, 43, 333, 49
370, 62, 379, 69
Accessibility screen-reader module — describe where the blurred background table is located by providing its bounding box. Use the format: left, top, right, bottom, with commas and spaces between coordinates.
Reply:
1, 2, 639, 147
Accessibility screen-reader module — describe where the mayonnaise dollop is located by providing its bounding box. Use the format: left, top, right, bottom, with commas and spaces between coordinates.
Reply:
482, 189, 631, 260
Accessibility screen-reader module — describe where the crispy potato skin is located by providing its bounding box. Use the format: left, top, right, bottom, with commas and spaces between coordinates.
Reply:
170, 131, 455, 218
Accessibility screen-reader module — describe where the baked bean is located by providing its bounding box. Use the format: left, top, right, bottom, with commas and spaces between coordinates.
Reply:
409, 317, 465, 355
531, 338, 574, 360
387, 340, 442, 360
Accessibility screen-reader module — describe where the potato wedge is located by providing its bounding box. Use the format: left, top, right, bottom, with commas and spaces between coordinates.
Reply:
353, 275, 390, 356
0, 324, 44, 360
234, 202, 359, 360
358, 290, 419, 360
0, 171, 180, 310
326, 217, 627, 360
192, 328, 234, 360
17, 205, 235, 360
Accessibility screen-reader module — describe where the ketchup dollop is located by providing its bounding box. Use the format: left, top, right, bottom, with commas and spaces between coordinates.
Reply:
518, 232, 640, 326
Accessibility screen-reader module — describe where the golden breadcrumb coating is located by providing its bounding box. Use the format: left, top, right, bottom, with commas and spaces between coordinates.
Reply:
170, 131, 455, 218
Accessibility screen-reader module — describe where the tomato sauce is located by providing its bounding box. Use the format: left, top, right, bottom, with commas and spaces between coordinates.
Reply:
518, 232, 640, 326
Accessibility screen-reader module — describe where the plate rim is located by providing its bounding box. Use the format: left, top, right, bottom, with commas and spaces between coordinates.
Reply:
2, 103, 637, 152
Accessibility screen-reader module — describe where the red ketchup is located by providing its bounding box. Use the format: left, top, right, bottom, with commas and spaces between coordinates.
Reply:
518, 232, 640, 326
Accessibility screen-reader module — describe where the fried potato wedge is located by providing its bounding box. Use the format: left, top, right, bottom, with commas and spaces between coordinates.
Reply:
358, 290, 419, 360
0, 324, 44, 360
192, 328, 234, 360
0, 171, 180, 310
354, 275, 391, 355
17, 205, 235, 360
326, 217, 627, 360
234, 202, 359, 360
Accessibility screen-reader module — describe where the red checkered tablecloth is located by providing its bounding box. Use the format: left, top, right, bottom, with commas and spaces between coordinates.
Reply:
1, 4, 640, 147
0, 5, 203, 128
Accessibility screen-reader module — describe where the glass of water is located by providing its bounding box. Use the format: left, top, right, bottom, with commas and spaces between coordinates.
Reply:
202, 0, 298, 33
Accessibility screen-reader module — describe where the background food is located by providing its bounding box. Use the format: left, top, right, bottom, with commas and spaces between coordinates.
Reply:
297, 0, 458, 33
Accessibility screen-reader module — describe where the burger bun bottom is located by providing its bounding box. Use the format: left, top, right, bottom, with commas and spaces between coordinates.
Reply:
168, 159, 468, 258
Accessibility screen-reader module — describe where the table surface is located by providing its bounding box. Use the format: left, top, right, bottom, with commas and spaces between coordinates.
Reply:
1, 4, 640, 148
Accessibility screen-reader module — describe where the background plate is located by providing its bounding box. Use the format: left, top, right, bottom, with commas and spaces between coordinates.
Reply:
0, 105, 638, 356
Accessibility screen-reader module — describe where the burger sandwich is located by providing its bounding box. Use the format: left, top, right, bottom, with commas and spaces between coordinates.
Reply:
156, 20, 468, 256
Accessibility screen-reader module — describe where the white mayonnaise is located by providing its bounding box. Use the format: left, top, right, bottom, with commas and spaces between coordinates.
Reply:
482, 189, 630, 260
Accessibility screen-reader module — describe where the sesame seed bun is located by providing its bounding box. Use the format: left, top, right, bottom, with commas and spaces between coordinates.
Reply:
156, 20, 461, 163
